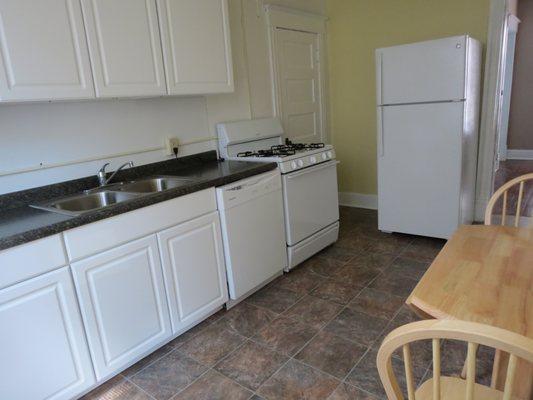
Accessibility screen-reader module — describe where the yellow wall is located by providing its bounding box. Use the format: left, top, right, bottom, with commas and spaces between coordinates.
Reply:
327, 0, 490, 195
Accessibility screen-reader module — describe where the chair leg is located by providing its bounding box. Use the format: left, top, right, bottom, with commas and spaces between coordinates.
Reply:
461, 346, 481, 379
461, 360, 468, 380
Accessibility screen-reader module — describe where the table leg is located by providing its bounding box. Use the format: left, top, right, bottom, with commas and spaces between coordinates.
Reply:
492, 350, 533, 400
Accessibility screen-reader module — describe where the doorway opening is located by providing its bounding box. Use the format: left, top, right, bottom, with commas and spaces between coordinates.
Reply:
481, 0, 532, 221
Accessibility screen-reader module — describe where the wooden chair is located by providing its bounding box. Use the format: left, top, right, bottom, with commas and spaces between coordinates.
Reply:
485, 173, 533, 226
377, 319, 533, 400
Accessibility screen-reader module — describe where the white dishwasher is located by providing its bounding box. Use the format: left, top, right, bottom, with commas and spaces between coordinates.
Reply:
216, 169, 287, 304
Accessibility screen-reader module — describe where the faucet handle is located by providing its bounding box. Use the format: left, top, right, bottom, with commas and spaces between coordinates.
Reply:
98, 163, 110, 174
97, 163, 110, 186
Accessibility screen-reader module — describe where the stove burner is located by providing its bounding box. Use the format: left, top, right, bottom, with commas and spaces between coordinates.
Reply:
236, 140, 326, 158
274, 140, 326, 152
237, 148, 296, 158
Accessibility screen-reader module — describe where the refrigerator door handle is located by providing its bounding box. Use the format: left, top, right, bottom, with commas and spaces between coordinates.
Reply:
376, 51, 384, 157
377, 106, 384, 157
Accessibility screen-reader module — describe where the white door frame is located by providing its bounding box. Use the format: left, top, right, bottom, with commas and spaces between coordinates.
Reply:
475, 0, 514, 220
265, 5, 330, 143
497, 14, 521, 162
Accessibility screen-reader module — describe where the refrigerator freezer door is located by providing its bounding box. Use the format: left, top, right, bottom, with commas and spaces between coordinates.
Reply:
378, 102, 464, 239
377, 36, 467, 105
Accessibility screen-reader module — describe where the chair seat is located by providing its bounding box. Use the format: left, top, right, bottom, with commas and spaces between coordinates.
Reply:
415, 376, 517, 400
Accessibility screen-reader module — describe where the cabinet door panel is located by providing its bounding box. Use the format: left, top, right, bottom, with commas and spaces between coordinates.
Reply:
71, 235, 171, 380
0, 267, 95, 400
158, 212, 228, 333
81, 0, 167, 97
0, 0, 95, 101
157, 0, 234, 95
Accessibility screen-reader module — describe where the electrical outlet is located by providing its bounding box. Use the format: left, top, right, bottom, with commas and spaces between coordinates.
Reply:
165, 137, 180, 156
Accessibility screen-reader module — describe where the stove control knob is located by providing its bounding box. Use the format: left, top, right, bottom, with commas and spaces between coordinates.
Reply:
297, 160, 304, 168
326, 151, 333, 159
310, 156, 317, 164
290, 161, 297, 170
321, 153, 328, 160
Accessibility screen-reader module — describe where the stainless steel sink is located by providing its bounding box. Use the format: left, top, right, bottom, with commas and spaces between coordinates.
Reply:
31, 191, 141, 216
31, 176, 196, 216
113, 176, 194, 193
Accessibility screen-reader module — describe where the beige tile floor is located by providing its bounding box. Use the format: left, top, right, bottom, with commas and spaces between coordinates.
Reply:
81, 207, 493, 400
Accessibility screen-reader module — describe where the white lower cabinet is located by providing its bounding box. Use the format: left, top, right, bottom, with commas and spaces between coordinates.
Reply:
0, 267, 95, 400
158, 212, 228, 333
71, 235, 171, 380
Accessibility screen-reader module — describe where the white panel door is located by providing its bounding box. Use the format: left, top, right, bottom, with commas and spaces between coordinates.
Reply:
0, 0, 95, 101
157, 0, 234, 95
71, 235, 171, 380
377, 35, 467, 105
81, 0, 167, 97
275, 28, 323, 143
0, 267, 95, 400
378, 102, 464, 239
158, 212, 228, 333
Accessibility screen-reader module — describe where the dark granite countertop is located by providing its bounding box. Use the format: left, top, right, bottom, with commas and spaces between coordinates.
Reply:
0, 151, 277, 251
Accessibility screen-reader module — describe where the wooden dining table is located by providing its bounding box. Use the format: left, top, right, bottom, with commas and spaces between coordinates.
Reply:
406, 224, 533, 399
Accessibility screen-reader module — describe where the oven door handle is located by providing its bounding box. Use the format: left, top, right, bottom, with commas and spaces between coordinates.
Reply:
286, 160, 339, 179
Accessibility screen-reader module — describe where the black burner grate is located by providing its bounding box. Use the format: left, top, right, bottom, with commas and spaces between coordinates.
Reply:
236, 140, 326, 158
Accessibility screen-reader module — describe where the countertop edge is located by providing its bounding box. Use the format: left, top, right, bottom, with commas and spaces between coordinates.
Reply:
0, 161, 277, 252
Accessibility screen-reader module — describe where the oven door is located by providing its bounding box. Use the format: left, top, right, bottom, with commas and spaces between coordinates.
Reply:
282, 160, 340, 246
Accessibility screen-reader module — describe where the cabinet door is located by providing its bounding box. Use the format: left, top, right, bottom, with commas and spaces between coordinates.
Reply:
157, 0, 234, 95
0, 267, 95, 400
81, 0, 167, 97
158, 212, 228, 333
71, 235, 171, 380
0, 0, 95, 101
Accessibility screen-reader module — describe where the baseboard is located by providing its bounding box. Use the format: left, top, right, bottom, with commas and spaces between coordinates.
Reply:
338, 192, 378, 210
507, 149, 533, 160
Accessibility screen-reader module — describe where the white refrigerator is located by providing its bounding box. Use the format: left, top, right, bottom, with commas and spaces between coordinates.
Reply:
376, 35, 482, 239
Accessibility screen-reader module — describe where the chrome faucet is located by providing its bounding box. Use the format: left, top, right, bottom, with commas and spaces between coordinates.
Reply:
97, 161, 134, 186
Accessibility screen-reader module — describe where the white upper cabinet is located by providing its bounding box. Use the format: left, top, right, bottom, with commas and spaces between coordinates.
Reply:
0, 0, 95, 102
81, 0, 167, 97
157, 0, 234, 95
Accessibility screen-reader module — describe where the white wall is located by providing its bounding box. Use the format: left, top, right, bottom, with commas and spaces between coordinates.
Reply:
0, 97, 213, 194
0, 0, 326, 195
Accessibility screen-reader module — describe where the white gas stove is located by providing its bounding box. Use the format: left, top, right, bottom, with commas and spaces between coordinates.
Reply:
217, 118, 340, 270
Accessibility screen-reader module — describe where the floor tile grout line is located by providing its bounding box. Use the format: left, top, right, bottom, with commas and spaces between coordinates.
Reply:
337, 283, 409, 395
208, 363, 258, 397
120, 345, 175, 380
158, 327, 252, 399
248, 283, 362, 399
167, 367, 213, 400
122, 375, 158, 400
212, 337, 289, 393
124, 310, 223, 381
340, 345, 373, 385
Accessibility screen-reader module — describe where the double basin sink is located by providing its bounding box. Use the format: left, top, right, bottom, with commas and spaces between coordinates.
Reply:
32, 176, 195, 216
